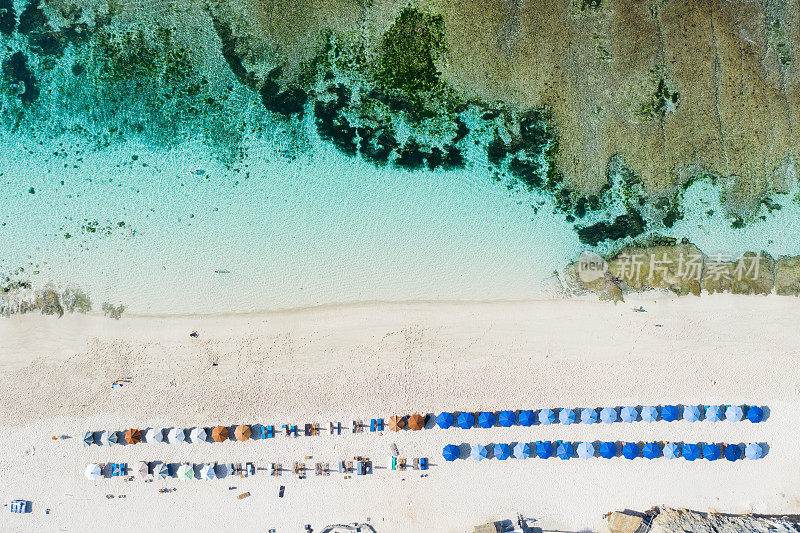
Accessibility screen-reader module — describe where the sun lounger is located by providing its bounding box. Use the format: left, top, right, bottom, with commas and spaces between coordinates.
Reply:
420, 457, 428, 470
315, 463, 323, 476
266, 425, 274, 438
292, 462, 299, 475
376, 419, 384, 431
246, 462, 255, 476
413, 458, 420, 470
338, 461, 345, 473
312, 423, 319, 435
110, 463, 121, 477
398, 458, 406, 471
305, 424, 313, 436
370, 419, 377, 432
330, 422, 341, 435
258, 426, 267, 439
391, 456, 397, 470
271, 463, 281, 476
290, 425, 298, 437
352, 420, 359, 433
10, 500, 30, 513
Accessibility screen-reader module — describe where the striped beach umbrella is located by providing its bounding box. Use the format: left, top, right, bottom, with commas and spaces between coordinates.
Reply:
168, 428, 187, 444
746, 406, 763, 423
661, 405, 679, 422
683, 405, 702, 422
498, 411, 516, 427
538, 409, 556, 425
642, 442, 660, 459
705, 405, 723, 422
725, 405, 744, 421
477, 412, 495, 429
518, 410, 536, 427
471, 444, 491, 461
620, 406, 638, 423
580, 408, 598, 424
599, 442, 617, 459
682, 443, 701, 461
436, 412, 455, 429
457, 412, 475, 429
442, 445, 460, 462
559, 408, 577, 425
200, 464, 216, 480
703, 443, 721, 461
84, 463, 102, 480
745, 443, 763, 460
177, 464, 194, 481
641, 406, 659, 422
494, 443, 512, 460
622, 442, 639, 460
663, 442, 680, 459
513, 442, 532, 459
556, 441, 573, 460
724, 444, 741, 461
577, 442, 595, 459
535, 441, 553, 459
600, 407, 618, 424
145, 428, 164, 443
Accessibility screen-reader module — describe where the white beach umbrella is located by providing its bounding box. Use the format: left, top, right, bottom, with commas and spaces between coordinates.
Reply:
190, 427, 208, 443
145, 428, 164, 444
84, 463, 102, 480
168, 428, 187, 444
176, 463, 194, 481
137, 461, 150, 479
153, 462, 169, 479
98, 431, 109, 446
199, 464, 216, 480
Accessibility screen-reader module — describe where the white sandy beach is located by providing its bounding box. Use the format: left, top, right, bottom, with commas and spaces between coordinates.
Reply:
0, 295, 799, 532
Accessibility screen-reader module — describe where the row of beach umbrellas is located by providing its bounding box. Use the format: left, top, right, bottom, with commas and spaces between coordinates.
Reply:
431, 405, 763, 429
85, 461, 235, 481
442, 442, 764, 462
84, 426, 252, 446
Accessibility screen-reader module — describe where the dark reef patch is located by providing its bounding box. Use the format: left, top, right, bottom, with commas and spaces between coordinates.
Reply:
0, 0, 16, 36
577, 210, 646, 246
3, 51, 39, 105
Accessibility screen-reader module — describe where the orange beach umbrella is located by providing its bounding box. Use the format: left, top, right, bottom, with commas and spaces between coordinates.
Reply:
234, 425, 251, 441
212, 426, 229, 442
407, 414, 425, 431
125, 428, 142, 444
388, 416, 405, 432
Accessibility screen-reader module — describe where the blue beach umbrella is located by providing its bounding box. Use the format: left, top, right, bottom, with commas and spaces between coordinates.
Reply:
620, 406, 638, 423
622, 442, 639, 460
580, 408, 598, 424
663, 442, 681, 459
724, 444, 741, 461
498, 411, 516, 428
599, 442, 617, 459
538, 409, 556, 425
436, 412, 455, 429
725, 405, 744, 421
518, 410, 536, 427
745, 443, 763, 460
641, 406, 658, 422
642, 442, 660, 459
457, 412, 475, 429
600, 407, 618, 424
559, 408, 577, 425
535, 441, 553, 459
705, 405, 723, 422
494, 443, 512, 460
661, 405, 679, 422
556, 441, 573, 460
442, 445, 459, 462
682, 443, 701, 461
477, 412, 495, 429
703, 443, 721, 461
471, 445, 490, 461
683, 405, 702, 422
577, 442, 595, 459
746, 406, 763, 423
512, 442, 532, 459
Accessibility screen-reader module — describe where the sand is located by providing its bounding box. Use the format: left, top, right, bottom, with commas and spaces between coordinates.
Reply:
0, 295, 799, 532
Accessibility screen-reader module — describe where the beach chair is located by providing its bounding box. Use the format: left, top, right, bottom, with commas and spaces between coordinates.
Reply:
299, 463, 306, 478
266, 425, 274, 438
357, 461, 366, 475
246, 462, 255, 476
283, 424, 290, 436
312, 423, 319, 435
323, 463, 330, 475
10, 500, 31, 513
391, 456, 397, 470
290, 425, 298, 437
413, 458, 420, 470
376, 419, 384, 431
271, 463, 281, 476
398, 458, 406, 471
304, 424, 312, 436
370, 419, 377, 432
315, 463, 323, 476
110, 463, 121, 477
292, 462, 300, 475
338, 461, 345, 473
258, 426, 267, 439
352, 420, 359, 433
420, 457, 428, 471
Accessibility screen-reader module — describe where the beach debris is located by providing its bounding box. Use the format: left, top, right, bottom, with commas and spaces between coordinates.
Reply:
237, 492, 250, 500
279, 486, 285, 498
214, 269, 231, 274
633, 306, 646, 312
189, 331, 199, 338
192, 169, 206, 175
